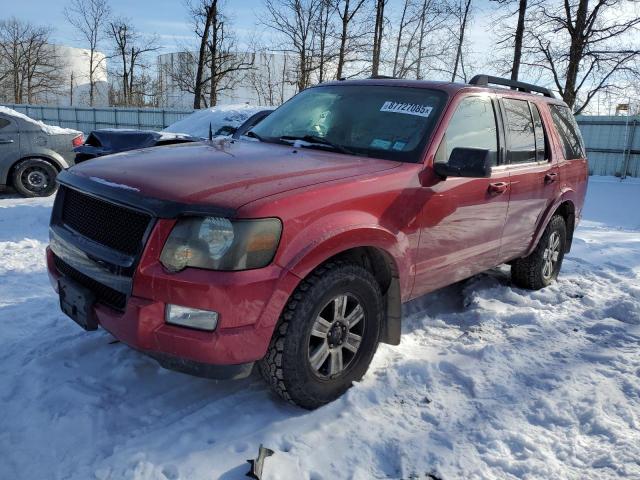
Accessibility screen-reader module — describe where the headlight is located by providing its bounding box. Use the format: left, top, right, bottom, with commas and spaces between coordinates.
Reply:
160, 216, 282, 272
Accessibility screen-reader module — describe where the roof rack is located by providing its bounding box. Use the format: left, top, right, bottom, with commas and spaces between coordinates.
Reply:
368, 75, 396, 80
469, 74, 555, 98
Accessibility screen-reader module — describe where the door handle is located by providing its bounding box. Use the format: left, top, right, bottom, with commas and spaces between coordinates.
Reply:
0, 139, 14, 144
488, 182, 509, 195
545, 172, 558, 184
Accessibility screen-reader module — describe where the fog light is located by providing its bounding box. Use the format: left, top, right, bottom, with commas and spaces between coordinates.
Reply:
166, 305, 219, 331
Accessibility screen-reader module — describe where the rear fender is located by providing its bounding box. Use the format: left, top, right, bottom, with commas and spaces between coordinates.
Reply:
525, 187, 577, 257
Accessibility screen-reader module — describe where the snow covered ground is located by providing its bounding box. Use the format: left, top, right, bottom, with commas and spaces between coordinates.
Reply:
0, 176, 639, 480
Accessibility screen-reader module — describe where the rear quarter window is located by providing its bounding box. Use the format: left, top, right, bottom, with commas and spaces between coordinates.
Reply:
549, 105, 585, 160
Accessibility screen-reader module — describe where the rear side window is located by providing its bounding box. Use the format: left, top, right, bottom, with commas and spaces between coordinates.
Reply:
530, 104, 547, 161
0, 118, 10, 129
549, 105, 585, 160
503, 98, 536, 164
435, 96, 498, 166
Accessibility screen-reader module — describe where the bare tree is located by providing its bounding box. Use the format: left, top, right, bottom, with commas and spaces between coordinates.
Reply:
371, 0, 387, 76
107, 18, 160, 106
315, 0, 337, 82
0, 18, 65, 104
525, 0, 640, 113
392, 0, 418, 77
334, 0, 368, 79
64, 0, 111, 106
186, 0, 255, 108
391, 0, 449, 79
490, 0, 536, 81
263, 0, 323, 91
449, 0, 472, 82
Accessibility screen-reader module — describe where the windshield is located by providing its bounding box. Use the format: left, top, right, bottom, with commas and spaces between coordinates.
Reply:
250, 84, 447, 163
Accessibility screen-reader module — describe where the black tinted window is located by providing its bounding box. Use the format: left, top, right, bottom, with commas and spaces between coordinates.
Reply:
0, 118, 10, 129
252, 85, 447, 163
435, 96, 498, 166
550, 105, 585, 160
504, 98, 536, 164
530, 103, 547, 161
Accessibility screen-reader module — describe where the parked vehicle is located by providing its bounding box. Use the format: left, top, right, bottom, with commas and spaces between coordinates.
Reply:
73, 107, 274, 163
74, 130, 198, 163
46, 75, 588, 409
0, 107, 82, 197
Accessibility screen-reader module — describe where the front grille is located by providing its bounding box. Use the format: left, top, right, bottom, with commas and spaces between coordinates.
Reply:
60, 186, 151, 255
54, 255, 127, 311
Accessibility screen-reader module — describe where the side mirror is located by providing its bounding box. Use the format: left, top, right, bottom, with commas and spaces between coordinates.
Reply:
433, 147, 493, 179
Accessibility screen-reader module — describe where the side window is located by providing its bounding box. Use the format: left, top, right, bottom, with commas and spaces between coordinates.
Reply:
0, 118, 10, 129
549, 105, 586, 160
530, 103, 547, 161
503, 98, 536, 164
435, 96, 498, 166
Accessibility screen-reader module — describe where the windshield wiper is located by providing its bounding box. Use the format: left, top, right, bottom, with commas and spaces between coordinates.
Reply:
244, 130, 265, 142
279, 135, 353, 155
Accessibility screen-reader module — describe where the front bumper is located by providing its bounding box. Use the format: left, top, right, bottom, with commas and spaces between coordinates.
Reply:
47, 247, 299, 378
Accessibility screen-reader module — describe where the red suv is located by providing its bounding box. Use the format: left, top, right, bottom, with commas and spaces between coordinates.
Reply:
47, 75, 588, 409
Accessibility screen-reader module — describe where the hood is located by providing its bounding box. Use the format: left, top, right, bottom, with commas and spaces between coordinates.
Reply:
69, 140, 400, 210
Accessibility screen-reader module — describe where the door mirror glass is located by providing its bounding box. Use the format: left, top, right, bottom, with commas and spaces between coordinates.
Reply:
433, 147, 492, 178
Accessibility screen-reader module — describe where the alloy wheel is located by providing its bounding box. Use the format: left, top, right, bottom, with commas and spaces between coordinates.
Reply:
308, 293, 365, 379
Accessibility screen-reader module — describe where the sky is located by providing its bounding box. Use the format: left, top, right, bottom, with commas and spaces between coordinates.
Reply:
4, 0, 495, 58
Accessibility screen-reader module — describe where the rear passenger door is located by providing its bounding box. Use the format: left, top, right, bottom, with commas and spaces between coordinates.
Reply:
498, 98, 559, 262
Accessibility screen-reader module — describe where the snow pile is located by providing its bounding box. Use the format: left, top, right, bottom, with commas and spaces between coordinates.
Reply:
163, 104, 273, 139
0, 177, 639, 479
0, 106, 81, 135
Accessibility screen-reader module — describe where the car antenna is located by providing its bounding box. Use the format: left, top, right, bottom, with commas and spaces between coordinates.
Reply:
208, 122, 213, 141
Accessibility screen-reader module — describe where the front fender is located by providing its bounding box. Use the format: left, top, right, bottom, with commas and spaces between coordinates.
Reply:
276, 211, 414, 301
525, 186, 577, 257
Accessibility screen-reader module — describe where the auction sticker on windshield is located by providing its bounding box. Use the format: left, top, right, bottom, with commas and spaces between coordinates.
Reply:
380, 101, 433, 117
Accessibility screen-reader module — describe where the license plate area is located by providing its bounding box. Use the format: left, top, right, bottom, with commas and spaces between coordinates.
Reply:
59, 277, 98, 331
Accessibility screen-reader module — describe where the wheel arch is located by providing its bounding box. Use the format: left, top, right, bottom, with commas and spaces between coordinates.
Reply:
526, 193, 577, 257
282, 229, 408, 346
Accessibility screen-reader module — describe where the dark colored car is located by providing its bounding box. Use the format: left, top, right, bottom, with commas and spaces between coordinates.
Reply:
74, 130, 198, 163
0, 107, 82, 197
47, 75, 588, 409
74, 109, 274, 163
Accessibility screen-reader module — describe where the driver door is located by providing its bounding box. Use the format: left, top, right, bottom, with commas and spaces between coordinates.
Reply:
412, 94, 510, 297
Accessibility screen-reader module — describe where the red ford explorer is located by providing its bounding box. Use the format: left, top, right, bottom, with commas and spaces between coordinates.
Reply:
47, 75, 588, 409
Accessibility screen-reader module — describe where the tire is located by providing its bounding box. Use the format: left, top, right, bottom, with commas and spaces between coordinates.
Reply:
11, 158, 59, 197
259, 262, 383, 409
511, 214, 567, 290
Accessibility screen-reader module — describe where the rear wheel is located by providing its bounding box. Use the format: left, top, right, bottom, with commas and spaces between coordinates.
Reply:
259, 262, 382, 409
511, 214, 566, 290
11, 158, 58, 197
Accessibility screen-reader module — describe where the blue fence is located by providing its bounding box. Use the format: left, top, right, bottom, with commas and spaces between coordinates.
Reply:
576, 115, 639, 178
2, 104, 639, 177
2, 104, 194, 134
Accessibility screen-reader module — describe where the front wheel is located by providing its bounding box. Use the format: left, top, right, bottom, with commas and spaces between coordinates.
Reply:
259, 262, 383, 409
511, 214, 567, 290
12, 158, 58, 197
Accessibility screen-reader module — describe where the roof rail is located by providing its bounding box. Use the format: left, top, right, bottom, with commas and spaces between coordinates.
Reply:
368, 75, 396, 80
469, 74, 555, 98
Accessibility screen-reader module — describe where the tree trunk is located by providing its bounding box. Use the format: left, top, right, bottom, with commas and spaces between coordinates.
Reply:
89, 49, 95, 106
209, 1, 218, 107
511, 0, 527, 81
372, 0, 385, 76
451, 0, 471, 82
336, 0, 349, 79
392, 0, 410, 77
562, 0, 589, 108
193, 2, 214, 109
